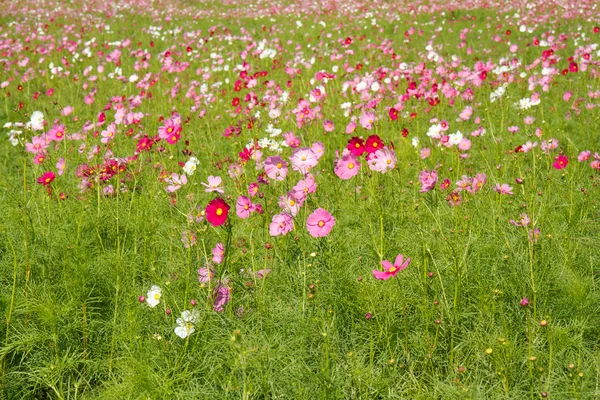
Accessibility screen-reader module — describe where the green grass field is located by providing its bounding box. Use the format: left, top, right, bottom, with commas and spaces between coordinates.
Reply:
1, 0, 600, 398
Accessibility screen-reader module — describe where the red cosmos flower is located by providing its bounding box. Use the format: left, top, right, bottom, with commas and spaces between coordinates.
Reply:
347, 136, 365, 156
569, 62, 578, 73
37, 171, 56, 186
552, 155, 569, 170
365, 135, 384, 154
388, 107, 399, 121
205, 198, 230, 227
402, 128, 409, 137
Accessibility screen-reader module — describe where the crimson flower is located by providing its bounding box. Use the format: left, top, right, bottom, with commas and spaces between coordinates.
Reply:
365, 135, 384, 154
205, 198, 230, 227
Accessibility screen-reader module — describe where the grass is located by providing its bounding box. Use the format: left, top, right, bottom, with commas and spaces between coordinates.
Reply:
1, 0, 600, 398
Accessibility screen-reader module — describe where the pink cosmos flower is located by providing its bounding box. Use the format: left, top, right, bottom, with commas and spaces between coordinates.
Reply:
248, 182, 260, 197
578, 151, 591, 162
552, 155, 568, 169
446, 191, 462, 206
269, 213, 294, 236
289, 148, 318, 175
494, 183, 513, 195
420, 148, 431, 159
61, 106, 74, 116
100, 122, 116, 144
359, 112, 375, 129
310, 142, 325, 159
323, 119, 335, 132
292, 175, 317, 202
158, 118, 182, 144
236, 196, 253, 219
510, 213, 530, 227
264, 156, 289, 181
198, 267, 214, 284
212, 242, 225, 264
345, 121, 357, 134
279, 192, 302, 216
283, 131, 301, 148
335, 154, 360, 180
165, 173, 187, 193
419, 170, 438, 193
47, 124, 66, 142
470, 173, 486, 193
213, 283, 231, 312
306, 208, 335, 237
372, 254, 410, 280
456, 175, 473, 192
367, 148, 396, 173
459, 106, 473, 121
202, 176, 224, 194
56, 158, 65, 176
25, 135, 49, 154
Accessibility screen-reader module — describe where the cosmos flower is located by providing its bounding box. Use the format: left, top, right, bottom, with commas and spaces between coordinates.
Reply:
373, 254, 410, 280
306, 208, 335, 237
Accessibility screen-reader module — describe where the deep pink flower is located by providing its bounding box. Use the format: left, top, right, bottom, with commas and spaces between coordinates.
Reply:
552, 155, 568, 169
306, 208, 335, 237
205, 198, 230, 227
372, 254, 410, 280
37, 171, 56, 186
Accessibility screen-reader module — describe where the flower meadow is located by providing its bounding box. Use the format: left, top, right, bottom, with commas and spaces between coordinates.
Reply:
1, 0, 600, 397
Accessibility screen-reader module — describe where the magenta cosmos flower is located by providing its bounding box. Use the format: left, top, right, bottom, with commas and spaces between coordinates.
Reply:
306, 208, 335, 237
552, 154, 569, 169
372, 254, 410, 280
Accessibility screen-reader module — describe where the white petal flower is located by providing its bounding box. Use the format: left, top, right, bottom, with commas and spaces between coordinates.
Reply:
146, 285, 162, 308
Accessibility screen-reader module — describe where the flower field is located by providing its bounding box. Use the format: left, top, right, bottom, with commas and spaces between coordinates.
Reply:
1, 0, 600, 398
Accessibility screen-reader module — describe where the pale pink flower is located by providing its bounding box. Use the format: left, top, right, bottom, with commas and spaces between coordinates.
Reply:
269, 213, 294, 236
202, 176, 224, 194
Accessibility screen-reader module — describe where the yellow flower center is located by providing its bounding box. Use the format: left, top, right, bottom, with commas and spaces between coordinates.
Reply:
348, 163, 354, 169
373, 142, 378, 147
216, 208, 223, 216
386, 159, 391, 165
167, 127, 173, 133
388, 266, 397, 273
244, 205, 248, 210
355, 143, 360, 148
45, 177, 51, 183
276, 163, 282, 169
289, 200, 295, 206
154, 293, 160, 300
318, 221, 324, 227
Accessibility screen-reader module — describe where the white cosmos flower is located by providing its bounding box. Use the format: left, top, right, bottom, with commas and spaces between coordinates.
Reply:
175, 309, 199, 339
146, 285, 162, 308
28, 111, 44, 131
